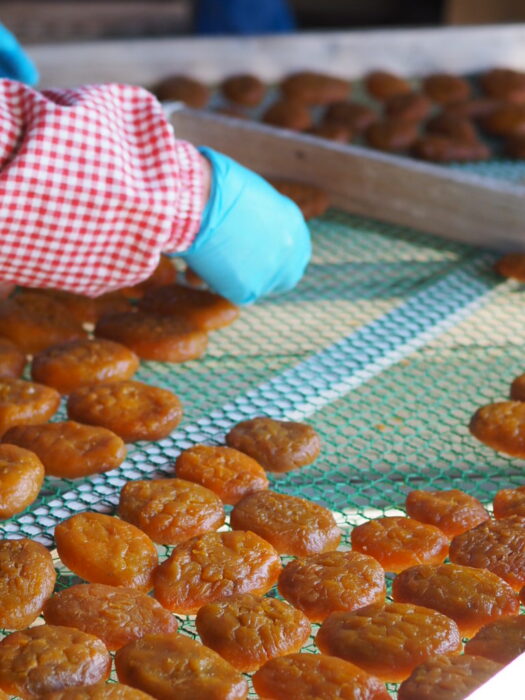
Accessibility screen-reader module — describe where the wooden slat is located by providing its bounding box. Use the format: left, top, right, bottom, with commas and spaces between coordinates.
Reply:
170, 107, 525, 251
29, 24, 525, 88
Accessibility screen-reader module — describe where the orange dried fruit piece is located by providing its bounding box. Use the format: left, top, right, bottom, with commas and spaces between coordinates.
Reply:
262, 99, 312, 131
449, 515, 525, 591
95, 311, 207, 363
365, 119, 419, 153
3, 421, 126, 479
411, 135, 490, 163
153, 530, 281, 614
494, 253, 525, 281
153, 75, 210, 108
174, 444, 269, 505
118, 478, 224, 545
43, 583, 178, 651
55, 512, 158, 591
481, 103, 525, 136
280, 71, 350, 106
470, 401, 525, 456
426, 113, 479, 143
0, 538, 56, 630
511, 373, 525, 401
0, 444, 44, 518
385, 92, 432, 123
67, 380, 183, 442
268, 179, 330, 220
316, 603, 462, 683
41, 683, 155, 700
221, 73, 266, 107
397, 654, 502, 700
92, 292, 134, 319
323, 101, 377, 132
21, 288, 132, 325
230, 490, 340, 556
196, 593, 311, 672
115, 633, 248, 700
120, 255, 178, 299
0, 625, 111, 698
351, 517, 449, 573
443, 97, 499, 120
365, 70, 412, 101
138, 284, 240, 332
493, 485, 525, 518
253, 653, 390, 700
480, 68, 525, 103
226, 416, 321, 472
422, 73, 471, 105
465, 614, 525, 664
278, 549, 386, 622
32, 339, 139, 394
0, 378, 60, 437
0, 338, 25, 379
392, 563, 519, 637
0, 293, 87, 354
405, 489, 489, 538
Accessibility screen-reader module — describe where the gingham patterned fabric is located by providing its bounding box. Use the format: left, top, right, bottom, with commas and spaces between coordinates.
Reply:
0, 80, 204, 296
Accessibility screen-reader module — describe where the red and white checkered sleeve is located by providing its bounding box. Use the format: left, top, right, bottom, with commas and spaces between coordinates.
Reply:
0, 80, 204, 296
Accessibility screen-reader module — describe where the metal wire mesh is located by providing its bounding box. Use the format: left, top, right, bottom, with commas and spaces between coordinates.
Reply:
1, 187, 525, 696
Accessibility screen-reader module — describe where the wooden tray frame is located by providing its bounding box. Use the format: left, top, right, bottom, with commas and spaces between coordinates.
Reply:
29, 24, 525, 250
170, 106, 525, 251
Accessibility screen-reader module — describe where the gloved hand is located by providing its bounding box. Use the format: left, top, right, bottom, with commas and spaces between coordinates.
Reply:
177, 147, 311, 305
0, 24, 38, 85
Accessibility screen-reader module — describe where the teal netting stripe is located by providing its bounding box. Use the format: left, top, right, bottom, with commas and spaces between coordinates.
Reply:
2, 246, 500, 546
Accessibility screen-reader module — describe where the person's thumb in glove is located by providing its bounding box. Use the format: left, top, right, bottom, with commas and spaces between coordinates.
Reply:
176, 147, 311, 305
0, 23, 38, 85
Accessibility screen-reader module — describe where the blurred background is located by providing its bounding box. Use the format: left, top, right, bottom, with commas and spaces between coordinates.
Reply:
3, 0, 525, 44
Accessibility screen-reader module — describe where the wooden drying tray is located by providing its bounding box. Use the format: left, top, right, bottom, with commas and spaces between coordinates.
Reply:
28, 24, 525, 86
28, 23, 525, 250
170, 106, 525, 251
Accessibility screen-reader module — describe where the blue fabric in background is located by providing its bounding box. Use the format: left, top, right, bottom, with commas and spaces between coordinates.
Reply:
196, 0, 295, 35
0, 23, 38, 85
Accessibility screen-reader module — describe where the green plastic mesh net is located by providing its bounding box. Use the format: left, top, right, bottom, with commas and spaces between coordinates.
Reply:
2, 158, 525, 696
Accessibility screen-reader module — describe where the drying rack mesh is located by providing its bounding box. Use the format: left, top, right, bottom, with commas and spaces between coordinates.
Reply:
2, 167, 525, 694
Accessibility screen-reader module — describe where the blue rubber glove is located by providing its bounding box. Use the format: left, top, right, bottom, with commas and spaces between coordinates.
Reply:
0, 24, 38, 85
196, 0, 295, 35
177, 147, 311, 305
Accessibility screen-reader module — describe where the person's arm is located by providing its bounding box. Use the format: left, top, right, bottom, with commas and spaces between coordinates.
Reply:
0, 81, 310, 304
0, 25, 40, 298
0, 81, 207, 296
